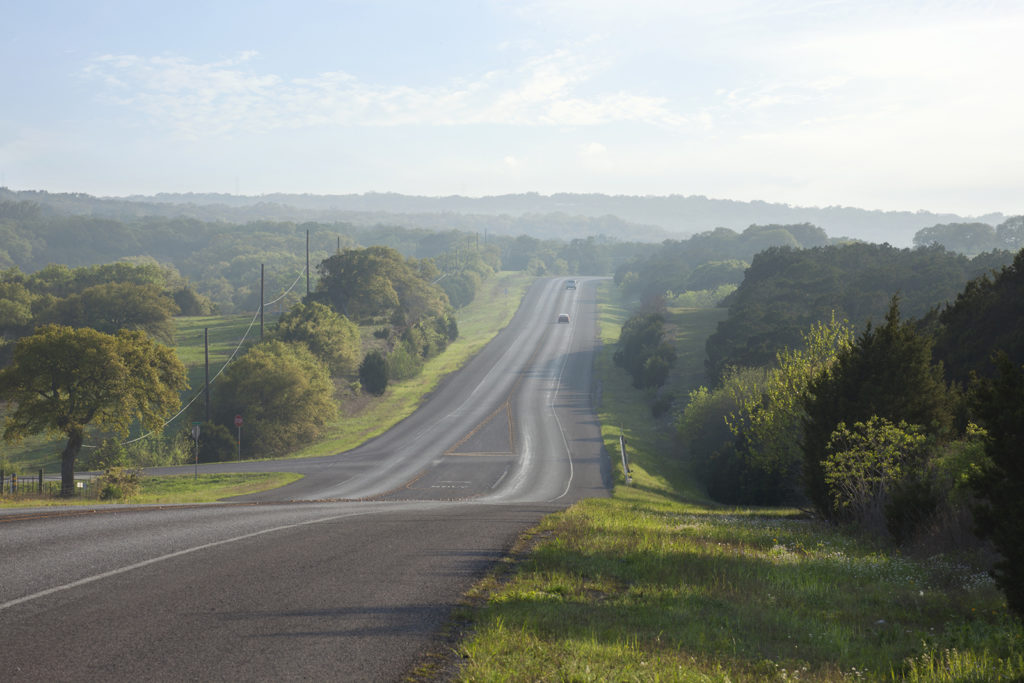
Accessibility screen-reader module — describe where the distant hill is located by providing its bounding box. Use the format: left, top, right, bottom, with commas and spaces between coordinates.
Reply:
2, 188, 1005, 246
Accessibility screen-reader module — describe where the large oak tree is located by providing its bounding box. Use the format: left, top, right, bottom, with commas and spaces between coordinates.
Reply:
0, 324, 187, 496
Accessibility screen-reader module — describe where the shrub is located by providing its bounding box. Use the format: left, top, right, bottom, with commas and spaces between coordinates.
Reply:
96, 467, 142, 501
386, 341, 422, 381
81, 439, 129, 471
211, 340, 338, 459
359, 350, 388, 396
822, 416, 927, 529
614, 312, 676, 389
196, 421, 236, 463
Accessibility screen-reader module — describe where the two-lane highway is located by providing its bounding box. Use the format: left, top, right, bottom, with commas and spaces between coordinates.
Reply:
0, 277, 610, 681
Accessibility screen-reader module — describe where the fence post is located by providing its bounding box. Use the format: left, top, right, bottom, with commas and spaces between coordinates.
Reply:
39, 469, 44, 495
1, 468, 4, 495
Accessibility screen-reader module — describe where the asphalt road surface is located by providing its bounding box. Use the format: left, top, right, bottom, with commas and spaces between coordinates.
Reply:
0, 277, 611, 682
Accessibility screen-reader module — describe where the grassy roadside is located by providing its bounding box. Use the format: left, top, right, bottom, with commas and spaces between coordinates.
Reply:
447, 281, 1022, 681
0, 472, 303, 508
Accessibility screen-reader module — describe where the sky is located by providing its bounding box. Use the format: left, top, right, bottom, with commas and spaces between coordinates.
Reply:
2, 0, 1022, 216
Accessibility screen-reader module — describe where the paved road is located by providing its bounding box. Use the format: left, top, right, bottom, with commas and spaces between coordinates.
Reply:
0, 277, 610, 681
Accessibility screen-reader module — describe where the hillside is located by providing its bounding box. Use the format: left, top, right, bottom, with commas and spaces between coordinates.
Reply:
2, 187, 1005, 247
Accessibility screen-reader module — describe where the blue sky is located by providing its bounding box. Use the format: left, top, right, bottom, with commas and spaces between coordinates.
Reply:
2, 0, 1021, 216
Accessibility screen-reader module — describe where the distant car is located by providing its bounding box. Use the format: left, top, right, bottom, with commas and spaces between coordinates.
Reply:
565, 279, 577, 290
557, 313, 570, 323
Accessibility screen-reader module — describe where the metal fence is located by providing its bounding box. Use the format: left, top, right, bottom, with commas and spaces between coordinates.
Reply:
0, 470, 98, 499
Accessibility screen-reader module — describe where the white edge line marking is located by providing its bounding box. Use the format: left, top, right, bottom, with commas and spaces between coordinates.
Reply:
0, 506, 397, 612
548, 302, 576, 502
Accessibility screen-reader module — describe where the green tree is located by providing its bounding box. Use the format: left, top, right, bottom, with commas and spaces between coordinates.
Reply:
172, 285, 216, 316
823, 417, 927, 524
0, 275, 36, 337
269, 301, 361, 377
970, 353, 1024, 619
912, 222, 999, 255
678, 366, 770, 504
613, 312, 677, 389
802, 299, 952, 518
933, 248, 1024, 386
314, 246, 448, 325
212, 341, 337, 459
0, 325, 187, 496
705, 243, 1012, 382
359, 350, 388, 396
725, 314, 855, 503
39, 281, 180, 343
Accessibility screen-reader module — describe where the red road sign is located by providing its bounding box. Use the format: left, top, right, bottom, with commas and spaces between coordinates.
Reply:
234, 415, 243, 427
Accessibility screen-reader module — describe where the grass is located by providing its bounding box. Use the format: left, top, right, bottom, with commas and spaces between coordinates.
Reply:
447, 281, 1023, 682
132, 471, 303, 503
0, 472, 302, 507
174, 312, 264, 401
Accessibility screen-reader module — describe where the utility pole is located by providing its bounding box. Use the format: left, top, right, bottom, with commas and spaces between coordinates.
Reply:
204, 327, 210, 422
306, 229, 310, 296
260, 263, 264, 339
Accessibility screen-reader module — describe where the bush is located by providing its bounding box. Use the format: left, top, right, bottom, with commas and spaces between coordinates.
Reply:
196, 421, 236, 463
96, 467, 141, 501
81, 439, 129, 471
359, 350, 388, 396
211, 340, 338, 459
386, 341, 423, 381
822, 417, 927, 528
614, 312, 676, 389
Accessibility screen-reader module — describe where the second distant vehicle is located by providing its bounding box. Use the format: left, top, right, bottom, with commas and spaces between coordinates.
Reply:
565, 279, 577, 290
557, 313, 570, 323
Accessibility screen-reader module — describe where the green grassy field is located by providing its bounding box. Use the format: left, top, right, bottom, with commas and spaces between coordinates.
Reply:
445, 281, 1023, 682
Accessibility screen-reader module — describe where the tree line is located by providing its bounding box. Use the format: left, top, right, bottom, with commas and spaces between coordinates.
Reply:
0, 245, 469, 497
665, 247, 1024, 619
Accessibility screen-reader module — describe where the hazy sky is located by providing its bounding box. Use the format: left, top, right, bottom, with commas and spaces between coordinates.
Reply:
2, 0, 1021, 215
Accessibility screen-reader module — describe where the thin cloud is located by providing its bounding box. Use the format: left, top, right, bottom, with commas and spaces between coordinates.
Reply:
83, 49, 689, 137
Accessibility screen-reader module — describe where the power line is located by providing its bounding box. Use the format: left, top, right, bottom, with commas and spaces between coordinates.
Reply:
86, 266, 308, 448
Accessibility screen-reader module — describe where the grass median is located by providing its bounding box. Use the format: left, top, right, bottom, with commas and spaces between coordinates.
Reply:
448, 281, 1023, 682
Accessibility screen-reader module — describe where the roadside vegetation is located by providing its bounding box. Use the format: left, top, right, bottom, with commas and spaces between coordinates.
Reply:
450, 280, 1022, 682
0, 472, 302, 508
0, 266, 531, 504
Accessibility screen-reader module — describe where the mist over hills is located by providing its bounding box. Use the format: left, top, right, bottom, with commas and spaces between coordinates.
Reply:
3, 188, 1006, 247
